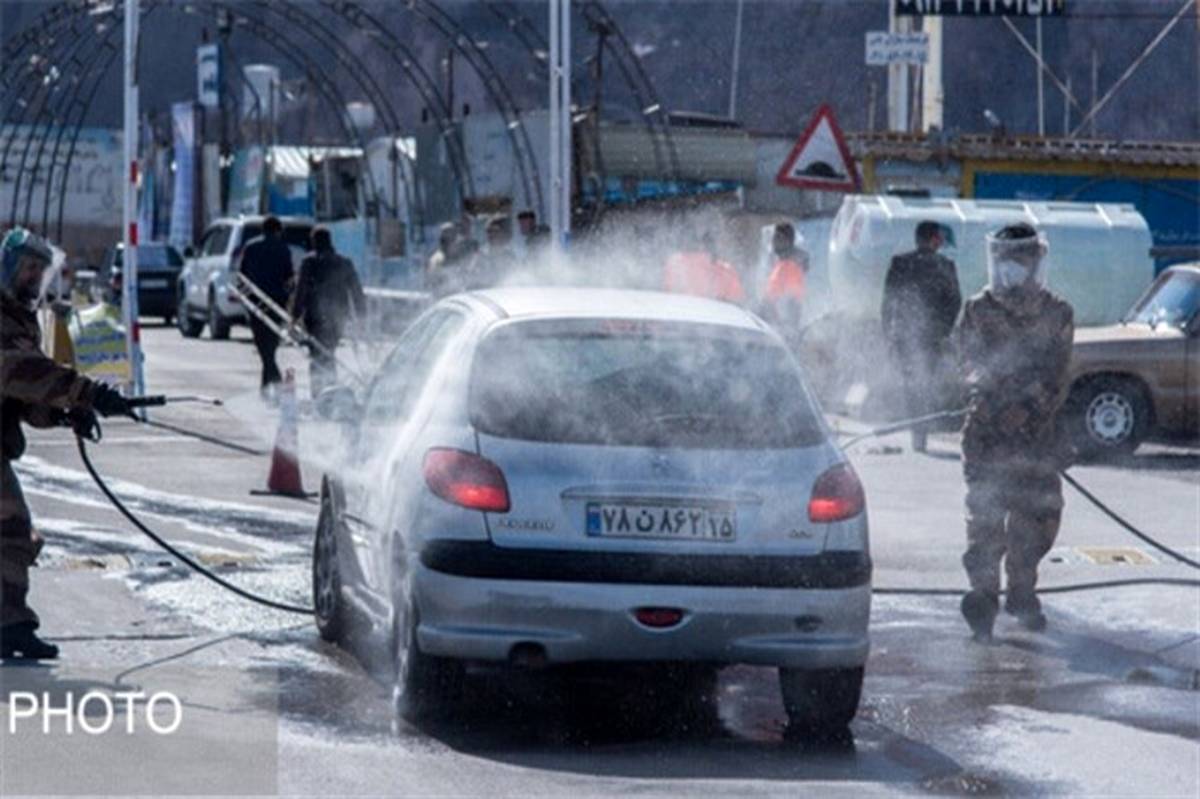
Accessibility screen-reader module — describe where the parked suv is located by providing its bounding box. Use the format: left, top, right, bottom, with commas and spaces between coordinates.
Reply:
176, 215, 313, 339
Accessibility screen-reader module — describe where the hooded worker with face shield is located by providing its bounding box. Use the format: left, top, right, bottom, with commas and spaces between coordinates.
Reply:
0, 227, 131, 660
953, 222, 1074, 641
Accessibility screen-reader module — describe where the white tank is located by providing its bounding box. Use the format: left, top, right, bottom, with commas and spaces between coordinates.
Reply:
827, 195, 1154, 325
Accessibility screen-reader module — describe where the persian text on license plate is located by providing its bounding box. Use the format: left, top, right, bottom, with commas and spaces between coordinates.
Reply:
585, 501, 736, 541
141, 279, 169, 289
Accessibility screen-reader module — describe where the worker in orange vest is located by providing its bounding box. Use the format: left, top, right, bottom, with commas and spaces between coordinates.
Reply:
662, 232, 746, 304
761, 222, 808, 337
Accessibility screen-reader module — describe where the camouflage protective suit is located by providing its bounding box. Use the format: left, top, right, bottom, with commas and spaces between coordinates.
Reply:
954, 287, 1074, 616
0, 290, 99, 628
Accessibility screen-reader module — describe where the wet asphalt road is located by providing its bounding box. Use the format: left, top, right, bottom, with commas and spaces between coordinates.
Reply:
1, 324, 1198, 796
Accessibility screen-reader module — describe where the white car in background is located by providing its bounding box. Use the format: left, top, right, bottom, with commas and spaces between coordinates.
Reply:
313, 287, 872, 735
176, 215, 313, 339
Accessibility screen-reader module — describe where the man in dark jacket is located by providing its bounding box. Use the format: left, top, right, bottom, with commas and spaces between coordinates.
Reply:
0, 228, 130, 660
881, 220, 962, 451
290, 227, 366, 397
238, 216, 294, 396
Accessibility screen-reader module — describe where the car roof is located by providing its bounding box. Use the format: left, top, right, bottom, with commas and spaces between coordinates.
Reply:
208, 216, 314, 227
464, 286, 768, 333
1165, 262, 1200, 276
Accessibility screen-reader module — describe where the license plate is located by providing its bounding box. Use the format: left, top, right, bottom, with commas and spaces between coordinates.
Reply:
585, 501, 736, 541
141, 279, 168, 289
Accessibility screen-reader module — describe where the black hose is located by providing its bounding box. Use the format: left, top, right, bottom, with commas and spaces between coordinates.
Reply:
75, 407, 1196, 615
1061, 469, 1200, 571
842, 408, 1200, 580
76, 436, 313, 616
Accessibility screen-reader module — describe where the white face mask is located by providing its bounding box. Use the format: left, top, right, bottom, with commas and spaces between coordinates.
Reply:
995, 260, 1032, 290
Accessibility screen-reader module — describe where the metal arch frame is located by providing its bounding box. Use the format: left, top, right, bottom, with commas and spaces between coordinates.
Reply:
406, 0, 544, 219
230, 0, 415, 230
174, 1, 385, 229
5, 1, 562, 238
323, 0, 476, 205
577, 1, 680, 182
12, 10, 118, 227
0, 0, 86, 98
483, 0, 680, 183
0, 3, 99, 223
40, 17, 128, 236
4, 0, 396, 241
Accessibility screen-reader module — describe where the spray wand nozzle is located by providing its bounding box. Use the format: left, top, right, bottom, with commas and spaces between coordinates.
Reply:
126, 394, 224, 409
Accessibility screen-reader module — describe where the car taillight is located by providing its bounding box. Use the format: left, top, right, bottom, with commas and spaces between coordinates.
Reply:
808, 463, 865, 523
423, 448, 510, 513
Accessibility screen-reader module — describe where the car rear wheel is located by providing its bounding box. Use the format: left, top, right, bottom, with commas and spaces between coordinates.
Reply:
312, 493, 347, 643
779, 666, 863, 737
207, 292, 231, 340
392, 594, 464, 722
176, 291, 204, 338
1065, 376, 1150, 458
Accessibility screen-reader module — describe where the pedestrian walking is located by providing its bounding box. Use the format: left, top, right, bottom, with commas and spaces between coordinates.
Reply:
880, 220, 962, 451
238, 216, 294, 399
290, 227, 366, 398
760, 222, 809, 344
662, 232, 746, 304
954, 222, 1074, 640
0, 227, 131, 660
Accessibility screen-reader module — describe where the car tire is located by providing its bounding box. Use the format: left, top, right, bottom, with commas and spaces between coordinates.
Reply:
312, 491, 348, 644
1064, 376, 1150, 459
779, 666, 863, 737
392, 593, 464, 722
207, 291, 231, 340
176, 291, 204, 338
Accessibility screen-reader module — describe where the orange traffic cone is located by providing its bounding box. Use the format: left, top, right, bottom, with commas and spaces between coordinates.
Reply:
261, 370, 310, 498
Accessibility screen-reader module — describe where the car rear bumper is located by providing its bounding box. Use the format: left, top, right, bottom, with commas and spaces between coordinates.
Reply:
412, 552, 871, 669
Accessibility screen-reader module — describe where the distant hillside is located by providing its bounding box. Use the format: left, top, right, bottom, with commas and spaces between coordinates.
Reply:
2, 0, 1196, 141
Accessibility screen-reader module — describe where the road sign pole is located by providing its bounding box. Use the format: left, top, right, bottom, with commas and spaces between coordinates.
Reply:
123, 0, 145, 405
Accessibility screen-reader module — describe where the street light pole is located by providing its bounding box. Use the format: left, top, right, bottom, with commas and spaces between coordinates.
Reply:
123, 0, 145, 403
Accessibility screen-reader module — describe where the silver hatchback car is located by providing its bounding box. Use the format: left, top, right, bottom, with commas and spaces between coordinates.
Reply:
312, 287, 871, 733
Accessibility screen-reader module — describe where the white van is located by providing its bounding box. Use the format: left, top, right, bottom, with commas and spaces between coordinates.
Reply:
826, 196, 1154, 326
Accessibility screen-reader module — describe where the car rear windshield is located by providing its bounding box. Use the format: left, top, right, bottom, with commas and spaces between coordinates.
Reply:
470, 321, 825, 449
114, 245, 182, 269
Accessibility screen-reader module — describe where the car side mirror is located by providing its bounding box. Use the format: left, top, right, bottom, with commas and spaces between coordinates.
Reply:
183, 246, 196, 259
315, 385, 362, 424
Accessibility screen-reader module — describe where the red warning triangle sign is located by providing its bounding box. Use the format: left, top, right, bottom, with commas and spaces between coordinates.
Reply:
775, 104, 860, 192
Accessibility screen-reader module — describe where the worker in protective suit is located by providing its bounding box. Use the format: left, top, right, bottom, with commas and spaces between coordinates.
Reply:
954, 223, 1074, 640
0, 228, 131, 659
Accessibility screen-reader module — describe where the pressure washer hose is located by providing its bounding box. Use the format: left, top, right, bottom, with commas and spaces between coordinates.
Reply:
73, 408, 1197, 617
76, 435, 313, 615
